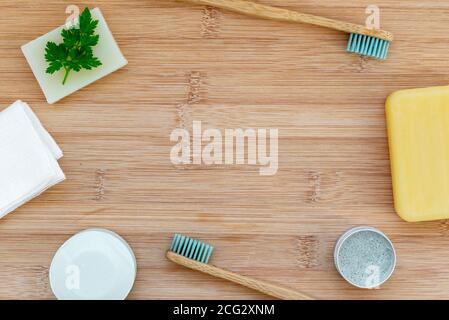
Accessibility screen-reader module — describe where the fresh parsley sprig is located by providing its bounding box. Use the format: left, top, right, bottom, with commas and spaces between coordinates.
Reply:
45, 7, 102, 85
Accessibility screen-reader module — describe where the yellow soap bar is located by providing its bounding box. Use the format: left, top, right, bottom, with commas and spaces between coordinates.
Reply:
386, 85, 449, 222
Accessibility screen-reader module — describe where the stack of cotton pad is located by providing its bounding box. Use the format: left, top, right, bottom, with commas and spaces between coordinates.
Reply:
0, 100, 65, 219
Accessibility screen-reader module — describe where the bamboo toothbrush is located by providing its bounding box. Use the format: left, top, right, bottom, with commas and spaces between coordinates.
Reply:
179, 0, 394, 60
167, 234, 314, 300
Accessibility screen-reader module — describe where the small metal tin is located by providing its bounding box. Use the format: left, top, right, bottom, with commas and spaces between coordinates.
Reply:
334, 226, 396, 289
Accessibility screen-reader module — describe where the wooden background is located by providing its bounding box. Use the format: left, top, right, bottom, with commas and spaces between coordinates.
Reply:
1, 0, 449, 300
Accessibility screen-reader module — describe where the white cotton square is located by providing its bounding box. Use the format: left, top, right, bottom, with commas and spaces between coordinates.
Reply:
0, 101, 65, 218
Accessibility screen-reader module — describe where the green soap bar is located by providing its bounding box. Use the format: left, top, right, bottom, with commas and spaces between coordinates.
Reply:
21, 8, 127, 104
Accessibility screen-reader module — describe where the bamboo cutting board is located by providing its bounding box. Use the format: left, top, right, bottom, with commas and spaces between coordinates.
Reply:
1, 0, 449, 299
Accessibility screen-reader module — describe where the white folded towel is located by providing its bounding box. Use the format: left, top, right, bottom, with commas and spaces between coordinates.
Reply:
0, 100, 65, 218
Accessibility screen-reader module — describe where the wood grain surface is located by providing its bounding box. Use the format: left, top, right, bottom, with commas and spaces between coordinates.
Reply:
0, 0, 449, 300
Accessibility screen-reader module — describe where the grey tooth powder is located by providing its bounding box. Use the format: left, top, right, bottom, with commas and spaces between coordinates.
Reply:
338, 230, 395, 288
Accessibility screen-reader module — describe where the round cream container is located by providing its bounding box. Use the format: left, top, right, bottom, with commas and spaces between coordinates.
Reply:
49, 228, 137, 300
334, 226, 396, 289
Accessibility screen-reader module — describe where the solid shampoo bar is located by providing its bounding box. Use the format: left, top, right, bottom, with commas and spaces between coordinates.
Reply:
386, 85, 449, 222
21, 8, 127, 104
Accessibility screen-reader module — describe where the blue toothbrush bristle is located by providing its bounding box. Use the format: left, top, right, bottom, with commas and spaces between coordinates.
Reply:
347, 33, 390, 60
170, 234, 214, 264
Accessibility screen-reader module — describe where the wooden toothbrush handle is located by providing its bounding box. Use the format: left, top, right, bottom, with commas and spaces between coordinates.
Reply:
167, 252, 314, 300
178, 0, 393, 41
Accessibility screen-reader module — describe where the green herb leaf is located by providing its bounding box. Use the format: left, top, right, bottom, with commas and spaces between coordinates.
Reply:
79, 8, 98, 35
44, 7, 102, 85
44, 42, 65, 74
